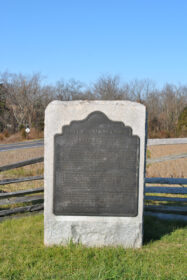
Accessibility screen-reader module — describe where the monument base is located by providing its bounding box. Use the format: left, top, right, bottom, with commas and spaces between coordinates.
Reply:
44, 216, 143, 248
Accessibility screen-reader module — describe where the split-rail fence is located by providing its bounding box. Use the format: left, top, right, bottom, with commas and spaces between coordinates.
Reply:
0, 138, 187, 221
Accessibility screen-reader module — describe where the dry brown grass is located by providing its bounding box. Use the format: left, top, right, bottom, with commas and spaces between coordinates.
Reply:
0, 131, 22, 143
0, 129, 43, 144
0, 180, 43, 193
146, 158, 187, 178
147, 144, 187, 178
0, 147, 44, 192
148, 144, 187, 159
0, 147, 44, 166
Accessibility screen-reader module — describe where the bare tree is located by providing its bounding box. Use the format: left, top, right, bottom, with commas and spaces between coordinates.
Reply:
0, 71, 186, 138
160, 84, 187, 133
0, 72, 44, 131
56, 79, 84, 100
92, 75, 124, 100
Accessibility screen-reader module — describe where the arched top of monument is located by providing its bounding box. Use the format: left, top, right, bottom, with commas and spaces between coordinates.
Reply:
56, 110, 139, 139
45, 100, 146, 115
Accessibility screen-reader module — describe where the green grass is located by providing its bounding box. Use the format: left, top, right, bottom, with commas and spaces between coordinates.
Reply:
0, 166, 44, 179
0, 165, 44, 193
146, 149, 151, 159
0, 215, 186, 280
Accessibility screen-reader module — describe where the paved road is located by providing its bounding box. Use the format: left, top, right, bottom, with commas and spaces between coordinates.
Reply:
148, 138, 187, 146
0, 139, 44, 152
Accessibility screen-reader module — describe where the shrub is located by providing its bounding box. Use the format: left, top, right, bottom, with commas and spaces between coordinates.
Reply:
21, 128, 27, 139
3, 129, 9, 138
0, 133, 4, 141
177, 107, 187, 136
19, 124, 25, 131
147, 149, 151, 159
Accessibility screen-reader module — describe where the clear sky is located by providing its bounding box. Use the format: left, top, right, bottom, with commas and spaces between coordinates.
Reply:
1, 0, 187, 87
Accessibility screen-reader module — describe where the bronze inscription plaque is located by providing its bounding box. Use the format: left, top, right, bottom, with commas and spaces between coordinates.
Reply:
54, 111, 140, 216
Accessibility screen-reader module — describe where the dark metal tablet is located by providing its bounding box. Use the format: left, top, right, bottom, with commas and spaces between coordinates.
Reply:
53, 111, 140, 216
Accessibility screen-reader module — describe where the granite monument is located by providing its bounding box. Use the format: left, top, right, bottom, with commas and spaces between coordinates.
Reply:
44, 101, 146, 248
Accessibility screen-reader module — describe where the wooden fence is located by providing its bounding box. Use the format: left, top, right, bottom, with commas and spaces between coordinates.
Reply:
0, 157, 187, 220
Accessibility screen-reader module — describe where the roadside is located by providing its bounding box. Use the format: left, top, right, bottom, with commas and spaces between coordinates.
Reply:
0, 128, 43, 144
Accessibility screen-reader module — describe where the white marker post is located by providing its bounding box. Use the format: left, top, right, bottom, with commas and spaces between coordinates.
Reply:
25, 127, 30, 139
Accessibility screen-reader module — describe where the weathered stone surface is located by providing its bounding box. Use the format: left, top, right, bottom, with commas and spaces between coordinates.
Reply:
44, 101, 146, 248
45, 218, 143, 247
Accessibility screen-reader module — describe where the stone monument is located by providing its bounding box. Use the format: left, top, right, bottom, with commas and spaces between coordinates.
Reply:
44, 101, 146, 248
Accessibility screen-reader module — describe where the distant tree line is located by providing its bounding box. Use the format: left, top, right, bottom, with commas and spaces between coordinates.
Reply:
0, 72, 186, 138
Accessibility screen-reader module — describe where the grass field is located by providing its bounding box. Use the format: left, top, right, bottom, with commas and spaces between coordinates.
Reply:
0, 147, 44, 166
148, 144, 187, 158
0, 214, 186, 280
0, 145, 186, 279
0, 147, 44, 192
147, 144, 187, 178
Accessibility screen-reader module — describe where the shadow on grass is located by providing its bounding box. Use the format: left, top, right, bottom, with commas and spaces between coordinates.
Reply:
143, 215, 187, 244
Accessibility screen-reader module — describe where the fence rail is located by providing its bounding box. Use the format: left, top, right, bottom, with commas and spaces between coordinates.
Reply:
147, 153, 187, 164
0, 175, 43, 185
0, 156, 187, 220
0, 157, 44, 172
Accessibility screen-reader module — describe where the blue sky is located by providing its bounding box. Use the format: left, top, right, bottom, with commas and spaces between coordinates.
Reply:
0, 0, 187, 86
